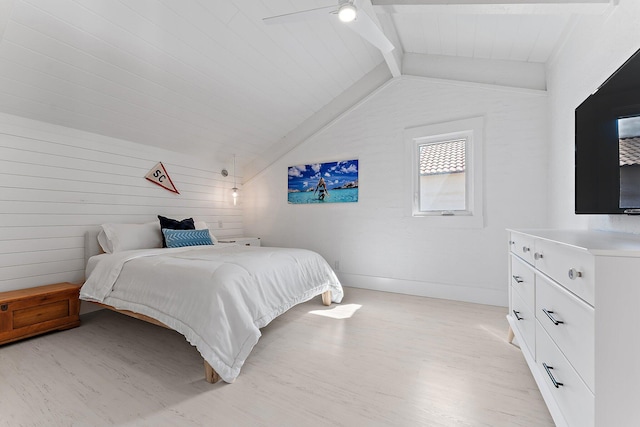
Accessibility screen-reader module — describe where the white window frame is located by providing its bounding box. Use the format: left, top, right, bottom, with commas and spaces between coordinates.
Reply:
405, 116, 484, 228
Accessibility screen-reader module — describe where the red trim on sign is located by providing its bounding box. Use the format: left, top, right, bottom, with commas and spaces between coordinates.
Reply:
145, 162, 180, 194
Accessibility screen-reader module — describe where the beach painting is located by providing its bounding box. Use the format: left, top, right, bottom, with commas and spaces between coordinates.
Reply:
288, 159, 358, 204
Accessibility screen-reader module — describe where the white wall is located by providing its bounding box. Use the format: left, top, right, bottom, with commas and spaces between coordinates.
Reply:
243, 76, 549, 306
0, 112, 242, 293
547, 0, 640, 231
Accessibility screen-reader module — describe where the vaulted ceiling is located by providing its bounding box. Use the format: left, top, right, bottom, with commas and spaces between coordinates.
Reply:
0, 0, 615, 179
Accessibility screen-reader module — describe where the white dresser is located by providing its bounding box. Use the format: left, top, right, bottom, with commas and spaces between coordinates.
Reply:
507, 229, 640, 427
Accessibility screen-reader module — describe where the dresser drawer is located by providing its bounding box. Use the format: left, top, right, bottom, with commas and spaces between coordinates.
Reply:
536, 273, 594, 392
510, 254, 535, 311
510, 290, 536, 354
509, 232, 536, 265
534, 239, 595, 306
536, 326, 594, 427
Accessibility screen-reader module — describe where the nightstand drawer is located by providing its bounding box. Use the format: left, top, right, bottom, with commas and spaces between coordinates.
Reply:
218, 237, 261, 247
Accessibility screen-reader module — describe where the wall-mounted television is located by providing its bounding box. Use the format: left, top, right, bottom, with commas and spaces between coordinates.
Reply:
575, 47, 640, 214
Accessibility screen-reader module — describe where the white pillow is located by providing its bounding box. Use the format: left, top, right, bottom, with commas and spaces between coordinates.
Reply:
97, 222, 162, 253
194, 221, 218, 243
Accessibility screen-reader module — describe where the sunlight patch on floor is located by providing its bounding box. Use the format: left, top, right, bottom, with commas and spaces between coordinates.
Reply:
308, 304, 362, 319
478, 324, 511, 343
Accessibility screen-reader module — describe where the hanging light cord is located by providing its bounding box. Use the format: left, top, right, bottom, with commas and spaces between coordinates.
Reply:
232, 155, 238, 205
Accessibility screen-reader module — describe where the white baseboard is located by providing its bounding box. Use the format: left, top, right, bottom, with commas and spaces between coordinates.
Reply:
337, 272, 507, 307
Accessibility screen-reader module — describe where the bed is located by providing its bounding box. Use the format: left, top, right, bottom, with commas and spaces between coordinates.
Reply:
81, 224, 343, 384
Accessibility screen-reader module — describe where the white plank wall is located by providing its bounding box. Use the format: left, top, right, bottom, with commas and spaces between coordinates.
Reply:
0, 112, 242, 292
244, 77, 550, 306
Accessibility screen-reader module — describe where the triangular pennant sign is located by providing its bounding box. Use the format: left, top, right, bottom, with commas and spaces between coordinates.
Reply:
145, 162, 179, 194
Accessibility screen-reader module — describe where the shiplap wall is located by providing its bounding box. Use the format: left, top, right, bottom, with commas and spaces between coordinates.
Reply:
244, 77, 549, 306
0, 112, 242, 293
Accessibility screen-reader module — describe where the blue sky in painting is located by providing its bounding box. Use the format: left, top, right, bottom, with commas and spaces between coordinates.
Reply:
288, 159, 358, 192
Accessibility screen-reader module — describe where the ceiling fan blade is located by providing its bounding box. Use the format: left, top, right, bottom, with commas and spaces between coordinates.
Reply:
345, 8, 394, 52
263, 5, 336, 25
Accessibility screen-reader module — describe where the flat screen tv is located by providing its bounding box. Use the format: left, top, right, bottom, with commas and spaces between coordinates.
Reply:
575, 47, 640, 214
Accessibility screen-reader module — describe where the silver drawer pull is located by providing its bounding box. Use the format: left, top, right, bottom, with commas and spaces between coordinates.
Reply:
512, 275, 524, 284
568, 268, 583, 280
522, 246, 531, 253
542, 309, 564, 325
512, 310, 523, 321
534, 252, 544, 260
542, 363, 564, 388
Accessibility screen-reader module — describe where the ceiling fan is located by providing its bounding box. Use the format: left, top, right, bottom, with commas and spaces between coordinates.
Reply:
263, 0, 394, 53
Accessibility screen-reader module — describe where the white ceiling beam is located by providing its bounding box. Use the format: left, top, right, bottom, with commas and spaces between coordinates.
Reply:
372, 0, 611, 4
403, 53, 547, 91
243, 63, 393, 183
0, 0, 16, 42
359, 0, 403, 77
380, 27, 403, 77
372, 0, 615, 15
374, 12, 404, 77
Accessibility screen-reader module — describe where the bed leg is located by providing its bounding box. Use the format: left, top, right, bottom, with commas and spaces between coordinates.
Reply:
204, 360, 220, 383
321, 290, 332, 306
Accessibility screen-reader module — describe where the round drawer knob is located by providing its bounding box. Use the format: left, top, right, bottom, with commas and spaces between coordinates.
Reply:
522, 246, 530, 253
534, 252, 544, 260
568, 268, 583, 280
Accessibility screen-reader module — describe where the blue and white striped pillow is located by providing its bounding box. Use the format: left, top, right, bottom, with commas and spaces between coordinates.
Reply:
162, 228, 213, 248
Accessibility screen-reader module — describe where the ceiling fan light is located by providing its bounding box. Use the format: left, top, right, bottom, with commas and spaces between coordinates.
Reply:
338, 4, 356, 23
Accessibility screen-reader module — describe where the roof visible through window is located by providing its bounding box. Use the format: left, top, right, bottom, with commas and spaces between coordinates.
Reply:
620, 137, 640, 166
419, 139, 466, 176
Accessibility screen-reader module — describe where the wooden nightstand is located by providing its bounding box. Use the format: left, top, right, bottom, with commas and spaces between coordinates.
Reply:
0, 282, 81, 345
218, 237, 261, 247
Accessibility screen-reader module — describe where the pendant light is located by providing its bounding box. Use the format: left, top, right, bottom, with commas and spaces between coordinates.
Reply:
231, 154, 238, 206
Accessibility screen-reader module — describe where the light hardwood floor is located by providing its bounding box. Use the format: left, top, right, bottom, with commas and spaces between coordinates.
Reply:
0, 287, 554, 427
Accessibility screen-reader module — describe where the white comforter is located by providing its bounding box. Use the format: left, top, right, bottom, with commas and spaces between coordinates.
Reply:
81, 244, 343, 383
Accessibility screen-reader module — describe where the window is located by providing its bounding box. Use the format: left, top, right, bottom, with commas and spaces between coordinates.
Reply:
419, 138, 467, 212
405, 117, 484, 228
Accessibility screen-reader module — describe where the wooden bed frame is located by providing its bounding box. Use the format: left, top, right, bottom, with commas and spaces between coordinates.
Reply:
83, 228, 334, 383
92, 291, 332, 383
